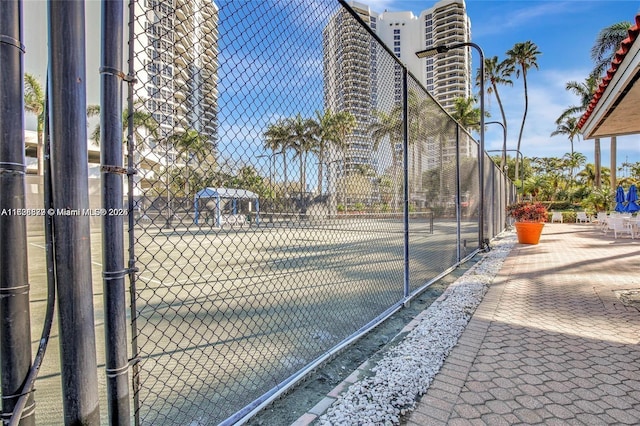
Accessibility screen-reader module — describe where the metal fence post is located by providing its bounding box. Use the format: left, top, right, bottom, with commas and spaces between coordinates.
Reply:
125, 2, 141, 424
455, 126, 461, 263
48, 0, 101, 423
100, 0, 131, 424
402, 68, 410, 300
0, 1, 35, 424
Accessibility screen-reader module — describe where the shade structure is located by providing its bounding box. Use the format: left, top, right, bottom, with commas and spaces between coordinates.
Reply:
194, 187, 260, 226
624, 184, 639, 213
615, 185, 626, 212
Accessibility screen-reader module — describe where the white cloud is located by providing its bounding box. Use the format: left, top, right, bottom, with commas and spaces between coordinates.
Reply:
481, 66, 640, 167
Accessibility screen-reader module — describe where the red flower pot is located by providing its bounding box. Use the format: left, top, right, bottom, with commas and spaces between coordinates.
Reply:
514, 222, 544, 245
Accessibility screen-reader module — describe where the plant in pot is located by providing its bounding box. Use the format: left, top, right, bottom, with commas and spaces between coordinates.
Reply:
507, 201, 548, 244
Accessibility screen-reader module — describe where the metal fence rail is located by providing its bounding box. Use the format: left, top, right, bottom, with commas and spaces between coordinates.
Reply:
126, 1, 513, 424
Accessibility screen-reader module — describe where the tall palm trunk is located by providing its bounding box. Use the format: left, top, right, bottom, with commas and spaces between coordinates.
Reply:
317, 146, 324, 195
392, 153, 400, 211
300, 152, 307, 196
594, 138, 601, 188
493, 82, 508, 171
515, 69, 528, 182
610, 136, 617, 189
36, 119, 44, 176
282, 152, 288, 194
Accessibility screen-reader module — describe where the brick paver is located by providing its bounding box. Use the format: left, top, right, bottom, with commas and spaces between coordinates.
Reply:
405, 224, 640, 425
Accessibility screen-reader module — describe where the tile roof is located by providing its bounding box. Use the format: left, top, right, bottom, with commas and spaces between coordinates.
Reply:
578, 14, 640, 129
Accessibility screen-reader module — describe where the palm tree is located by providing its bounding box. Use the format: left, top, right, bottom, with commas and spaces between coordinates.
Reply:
368, 108, 403, 210
169, 128, 214, 164
561, 152, 587, 201
24, 73, 45, 175
577, 163, 610, 188
506, 41, 541, 181
551, 115, 581, 158
264, 119, 290, 190
312, 110, 332, 194
557, 74, 601, 187
522, 174, 548, 201
286, 114, 316, 200
564, 152, 586, 183
167, 129, 216, 196
590, 21, 631, 189
451, 96, 483, 132
312, 110, 356, 194
476, 56, 513, 170
591, 21, 632, 77
330, 111, 356, 156
88, 100, 158, 146
406, 91, 434, 199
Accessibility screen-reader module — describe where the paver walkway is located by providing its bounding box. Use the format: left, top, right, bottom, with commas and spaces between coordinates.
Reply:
405, 223, 640, 425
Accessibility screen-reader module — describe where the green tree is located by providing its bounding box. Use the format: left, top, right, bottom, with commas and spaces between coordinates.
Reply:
476, 56, 513, 170
225, 166, 270, 198
556, 74, 601, 187
551, 116, 582, 187
451, 96, 484, 132
522, 175, 548, 201
24, 73, 45, 175
591, 21, 632, 77
577, 163, 610, 188
287, 114, 316, 199
590, 21, 631, 190
169, 128, 215, 164
368, 108, 403, 210
263, 119, 291, 189
563, 152, 586, 184
167, 129, 217, 197
88, 100, 159, 146
551, 116, 580, 158
312, 110, 356, 194
406, 91, 435, 201
506, 41, 541, 181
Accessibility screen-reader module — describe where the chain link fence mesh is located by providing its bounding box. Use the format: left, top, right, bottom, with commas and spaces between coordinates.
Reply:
125, 1, 512, 424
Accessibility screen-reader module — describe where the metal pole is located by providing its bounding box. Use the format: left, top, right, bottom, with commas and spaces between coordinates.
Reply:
484, 120, 505, 168
0, 1, 35, 424
474, 43, 486, 250
402, 68, 410, 300
455, 125, 461, 262
415, 42, 485, 248
47, 1, 101, 423
125, 1, 142, 424
485, 121, 507, 171
100, 0, 131, 424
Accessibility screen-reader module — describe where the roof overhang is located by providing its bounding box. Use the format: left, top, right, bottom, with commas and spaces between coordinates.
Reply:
580, 15, 640, 139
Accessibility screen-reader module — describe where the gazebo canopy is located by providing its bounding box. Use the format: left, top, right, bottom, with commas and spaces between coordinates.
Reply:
194, 187, 260, 226
195, 187, 259, 200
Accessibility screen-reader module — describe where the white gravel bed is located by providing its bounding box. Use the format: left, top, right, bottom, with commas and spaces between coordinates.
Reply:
317, 232, 516, 425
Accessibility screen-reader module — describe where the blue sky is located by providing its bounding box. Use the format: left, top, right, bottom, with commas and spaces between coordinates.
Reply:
22, 0, 640, 178
370, 0, 640, 172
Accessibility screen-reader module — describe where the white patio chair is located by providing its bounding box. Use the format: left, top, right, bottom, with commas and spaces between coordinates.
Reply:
550, 212, 563, 223
576, 212, 589, 223
606, 217, 634, 239
628, 218, 639, 238
596, 212, 609, 232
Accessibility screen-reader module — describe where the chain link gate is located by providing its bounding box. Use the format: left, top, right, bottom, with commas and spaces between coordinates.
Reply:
124, 1, 513, 424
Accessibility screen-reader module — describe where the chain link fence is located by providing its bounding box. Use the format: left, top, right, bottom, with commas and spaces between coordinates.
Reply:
124, 1, 512, 424
0, 1, 512, 425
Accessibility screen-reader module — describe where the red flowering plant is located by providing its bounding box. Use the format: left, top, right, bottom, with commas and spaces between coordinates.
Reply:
507, 201, 548, 223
